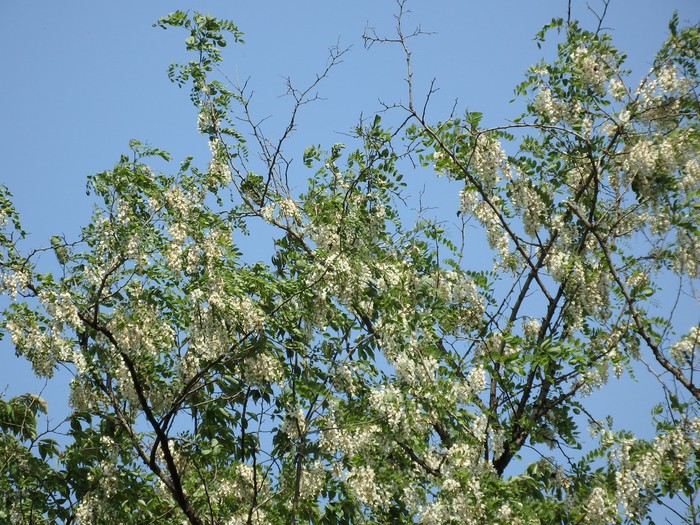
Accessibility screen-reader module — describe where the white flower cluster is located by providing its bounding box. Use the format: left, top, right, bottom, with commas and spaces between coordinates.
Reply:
69, 376, 97, 411
5, 316, 71, 378
670, 325, 699, 366
640, 65, 691, 100
197, 104, 218, 134
473, 200, 510, 265
39, 290, 82, 330
230, 295, 266, 335
545, 249, 573, 283
544, 247, 608, 324
583, 487, 616, 525
579, 363, 610, 396
417, 500, 448, 525
110, 301, 176, 359
243, 352, 283, 385
509, 177, 548, 237
608, 77, 627, 100
113, 360, 141, 407
281, 406, 307, 439
451, 364, 487, 403
634, 65, 691, 126
533, 87, 566, 121
331, 362, 357, 396
219, 463, 268, 504
609, 422, 699, 520
369, 384, 406, 431
207, 138, 231, 184
346, 465, 381, 508
278, 197, 301, 221
307, 251, 372, 309
577, 261, 610, 319
437, 270, 483, 314
417, 472, 487, 525
533, 85, 584, 124
74, 494, 103, 525
522, 317, 541, 340
185, 304, 228, 365
674, 228, 700, 277
298, 460, 327, 500
223, 510, 270, 525
458, 186, 478, 215
392, 350, 438, 385
373, 260, 403, 293
0, 267, 29, 300
471, 136, 507, 191
164, 185, 198, 218
307, 220, 340, 252
165, 221, 188, 272
625, 270, 649, 291
73, 459, 120, 524
681, 158, 700, 191
570, 45, 611, 94
620, 138, 676, 196
319, 417, 380, 456
260, 197, 302, 224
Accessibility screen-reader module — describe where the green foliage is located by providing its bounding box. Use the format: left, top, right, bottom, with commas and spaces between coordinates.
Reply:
1, 5, 699, 525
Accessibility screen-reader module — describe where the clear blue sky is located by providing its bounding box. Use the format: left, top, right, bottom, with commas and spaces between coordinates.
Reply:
1, 0, 698, 493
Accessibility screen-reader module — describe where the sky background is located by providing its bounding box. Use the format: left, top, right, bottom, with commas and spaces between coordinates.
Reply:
1, 0, 698, 512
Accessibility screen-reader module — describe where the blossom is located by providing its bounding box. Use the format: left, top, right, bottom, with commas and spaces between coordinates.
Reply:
346, 465, 381, 507
282, 406, 307, 439
670, 325, 699, 365
319, 419, 380, 456
570, 45, 610, 93
458, 186, 478, 215
208, 138, 232, 182
608, 77, 627, 100
584, 487, 615, 525
244, 353, 283, 384
533, 87, 564, 121
471, 136, 506, 191
0, 267, 29, 300
509, 177, 547, 237
370, 384, 406, 431
278, 197, 301, 221
473, 200, 509, 264
522, 317, 541, 340
298, 461, 327, 499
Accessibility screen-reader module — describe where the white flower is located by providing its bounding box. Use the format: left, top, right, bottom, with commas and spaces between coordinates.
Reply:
278, 197, 301, 221
522, 317, 541, 340
584, 487, 615, 525
608, 77, 627, 100
244, 353, 283, 384
298, 461, 326, 499
370, 384, 405, 431
571, 45, 609, 93
458, 186, 478, 214
1, 267, 29, 300
534, 87, 564, 121
346, 466, 380, 507
670, 325, 699, 365
471, 137, 506, 191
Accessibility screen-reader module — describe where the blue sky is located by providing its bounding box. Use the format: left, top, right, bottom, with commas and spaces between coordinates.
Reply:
1, 0, 698, 499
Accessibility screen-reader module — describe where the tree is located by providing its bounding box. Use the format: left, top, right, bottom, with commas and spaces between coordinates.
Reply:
1, 3, 698, 524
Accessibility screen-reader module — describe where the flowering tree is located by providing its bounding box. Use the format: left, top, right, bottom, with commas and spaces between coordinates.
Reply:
1, 4, 699, 524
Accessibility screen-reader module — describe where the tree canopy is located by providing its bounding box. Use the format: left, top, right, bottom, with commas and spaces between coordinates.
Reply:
1, 2, 699, 524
